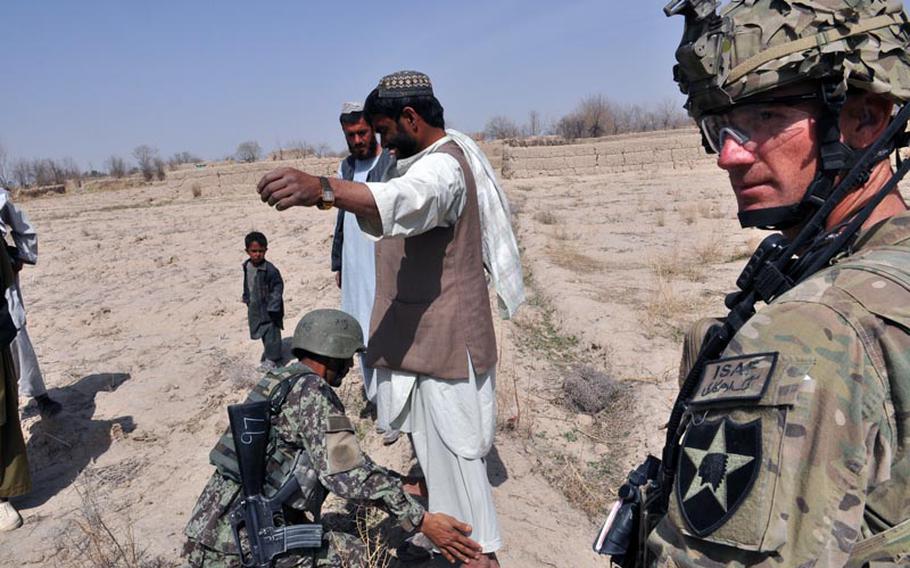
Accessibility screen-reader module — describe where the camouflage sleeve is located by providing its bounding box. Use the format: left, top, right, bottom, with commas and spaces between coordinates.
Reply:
649, 299, 891, 567
291, 380, 425, 531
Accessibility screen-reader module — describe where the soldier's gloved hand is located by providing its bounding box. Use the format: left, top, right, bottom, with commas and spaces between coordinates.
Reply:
419, 511, 483, 564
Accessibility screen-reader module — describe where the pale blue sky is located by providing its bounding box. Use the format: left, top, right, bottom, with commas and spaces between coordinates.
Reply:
2, 1, 689, 169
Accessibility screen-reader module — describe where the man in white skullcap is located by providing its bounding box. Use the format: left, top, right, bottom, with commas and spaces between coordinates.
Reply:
258, 70, 524, 568
329, 102, 395, 436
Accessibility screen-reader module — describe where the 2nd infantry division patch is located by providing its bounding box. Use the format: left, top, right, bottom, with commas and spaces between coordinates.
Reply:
676, 417, 761, 536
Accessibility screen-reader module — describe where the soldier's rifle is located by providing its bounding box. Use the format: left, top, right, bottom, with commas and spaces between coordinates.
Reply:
596, 88, 910, 567
227, 401, 323, 568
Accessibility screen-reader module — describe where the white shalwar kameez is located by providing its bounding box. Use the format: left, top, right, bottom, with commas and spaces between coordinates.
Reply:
358, 133, 524, 553
0, 189, 47, 399
336, 154, 380, 401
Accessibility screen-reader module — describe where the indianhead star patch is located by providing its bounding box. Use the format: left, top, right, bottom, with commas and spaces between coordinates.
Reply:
676, 416, 761, 536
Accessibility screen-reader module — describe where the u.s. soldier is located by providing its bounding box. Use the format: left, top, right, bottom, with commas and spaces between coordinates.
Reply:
183, 309, 482, 567
643, 1, 910, 566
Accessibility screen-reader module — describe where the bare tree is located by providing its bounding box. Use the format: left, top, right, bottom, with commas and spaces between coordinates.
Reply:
105, 155, 127, 178
154, 158, 166, 181
526, 110, 542, 137
12, 159, 31, 187
555, 113, 587, 140
169, 151, 202, 166
0, 144, 9, 187
61, 157, 82, 185
653, 98, 690, 130
315, 143, 332, 158
484, 115, 521, 140
133, 145, 159, 181
235, 141, 262, 163
577, 95, 616, 137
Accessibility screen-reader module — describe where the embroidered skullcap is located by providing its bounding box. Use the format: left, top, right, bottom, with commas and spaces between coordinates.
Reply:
376, 70, 433, 99
340, 101, 363, 115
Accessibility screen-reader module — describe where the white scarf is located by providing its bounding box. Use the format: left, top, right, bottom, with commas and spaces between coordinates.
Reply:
445, 129, 525, 319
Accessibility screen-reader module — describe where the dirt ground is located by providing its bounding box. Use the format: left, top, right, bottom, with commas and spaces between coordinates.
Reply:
1, 155, 760, 567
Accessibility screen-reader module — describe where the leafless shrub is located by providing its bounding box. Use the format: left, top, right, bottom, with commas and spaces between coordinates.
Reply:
191, 183, 202, 198
563, 364, 620, 414
235, 140, 262, 163
485, 115, 521, 140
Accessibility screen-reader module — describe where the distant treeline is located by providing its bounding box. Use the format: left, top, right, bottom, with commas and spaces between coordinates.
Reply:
482, 95, 692, 141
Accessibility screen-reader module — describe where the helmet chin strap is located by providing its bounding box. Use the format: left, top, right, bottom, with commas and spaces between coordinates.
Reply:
738, 80, 857, 230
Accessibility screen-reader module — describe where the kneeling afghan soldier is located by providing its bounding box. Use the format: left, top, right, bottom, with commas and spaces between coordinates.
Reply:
183, 309, 483, 567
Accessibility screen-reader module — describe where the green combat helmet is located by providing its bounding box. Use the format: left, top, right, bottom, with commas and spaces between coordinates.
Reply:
292, 309, 365, 360
665, 0, 910, 228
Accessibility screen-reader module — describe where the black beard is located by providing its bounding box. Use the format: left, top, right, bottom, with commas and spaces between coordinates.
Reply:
348, 136, 378, 160
388, 130, 419, 159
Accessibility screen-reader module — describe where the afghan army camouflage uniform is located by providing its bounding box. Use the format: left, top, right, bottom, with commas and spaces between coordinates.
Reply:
647, 212, 910, 566
183, 363, 425, 568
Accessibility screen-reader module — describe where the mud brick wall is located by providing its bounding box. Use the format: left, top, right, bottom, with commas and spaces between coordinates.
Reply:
166, 157, 340, 193
501, 129, 713, 179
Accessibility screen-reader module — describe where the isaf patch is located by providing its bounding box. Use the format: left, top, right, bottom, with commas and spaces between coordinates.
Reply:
691, 352, 778, 406
676, 417, 761, 536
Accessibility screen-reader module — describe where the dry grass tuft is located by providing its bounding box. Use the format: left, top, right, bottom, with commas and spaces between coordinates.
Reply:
641, 276, 712, 340
547, 244, 605, 274
678, 202, 699, 225
191, 183, 202, 199
534, 210, 558, 225
60, 478, 176, 568
731, 233, 765, 261
649, 249, 704, 282
536, 452, 612, 520
337, 506, 393, 568
694, 233, 726, 265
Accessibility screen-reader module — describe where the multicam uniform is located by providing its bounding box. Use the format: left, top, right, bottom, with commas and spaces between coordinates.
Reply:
647, 212, 910, 565
183, 363, 425, 568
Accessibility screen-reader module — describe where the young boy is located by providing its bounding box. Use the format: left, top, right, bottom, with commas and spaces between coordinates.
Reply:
241, 232, 284, 370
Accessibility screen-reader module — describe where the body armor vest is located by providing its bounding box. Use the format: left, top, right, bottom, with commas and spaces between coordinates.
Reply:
209, 364, 326, 519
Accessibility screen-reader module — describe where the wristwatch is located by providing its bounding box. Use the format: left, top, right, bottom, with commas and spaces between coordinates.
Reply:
317, 176, 335, 210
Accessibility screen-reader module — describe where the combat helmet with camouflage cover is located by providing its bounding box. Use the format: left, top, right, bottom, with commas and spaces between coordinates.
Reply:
666, 0, 910, 229
667, 0, 910, 120
292, 308, 364, 360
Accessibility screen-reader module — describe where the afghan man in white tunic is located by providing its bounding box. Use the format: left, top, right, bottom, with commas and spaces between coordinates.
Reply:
257, 71, 524, 568
329, 102, 395, 418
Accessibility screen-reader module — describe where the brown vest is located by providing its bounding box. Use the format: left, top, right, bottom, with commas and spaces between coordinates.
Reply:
365, 141, 497, 379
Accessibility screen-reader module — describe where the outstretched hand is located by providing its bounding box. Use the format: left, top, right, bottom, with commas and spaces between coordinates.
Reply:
420, 511, 483, 564
257, 167, 321, 210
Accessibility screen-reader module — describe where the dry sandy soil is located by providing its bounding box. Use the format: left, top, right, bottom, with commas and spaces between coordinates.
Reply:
0, 145, 767, 567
